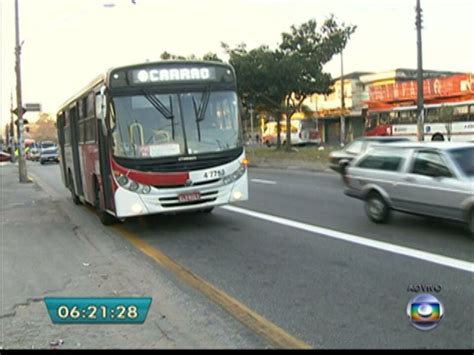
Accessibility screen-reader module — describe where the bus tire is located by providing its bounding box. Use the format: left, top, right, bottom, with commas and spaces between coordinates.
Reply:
431, 133, 445, 141
94, 177, 117, 226
99, 210, 118, 226
68, 171, 81, 205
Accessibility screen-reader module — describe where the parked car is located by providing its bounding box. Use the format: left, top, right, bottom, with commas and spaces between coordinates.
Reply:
0, 151, 12, 162
344, 142, 474, 236
39, 141, 56, 151
329, 136, 411, 174
28, 146, 41, 161
40, 145, 59, 164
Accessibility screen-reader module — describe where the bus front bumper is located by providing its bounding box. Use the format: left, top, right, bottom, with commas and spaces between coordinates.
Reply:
113, 173, 248, 218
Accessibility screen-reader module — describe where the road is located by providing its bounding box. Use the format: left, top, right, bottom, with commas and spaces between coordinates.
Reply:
23, 162, 474, 348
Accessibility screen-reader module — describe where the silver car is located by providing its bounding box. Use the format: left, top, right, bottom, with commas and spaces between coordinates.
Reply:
344, 142, 474, 236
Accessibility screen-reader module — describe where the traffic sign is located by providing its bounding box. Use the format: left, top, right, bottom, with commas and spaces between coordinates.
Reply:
24, 103, 41, 112
12, 103, 41, 116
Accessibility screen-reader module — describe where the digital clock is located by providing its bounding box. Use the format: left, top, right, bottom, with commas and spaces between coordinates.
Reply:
44, 297, 152, 324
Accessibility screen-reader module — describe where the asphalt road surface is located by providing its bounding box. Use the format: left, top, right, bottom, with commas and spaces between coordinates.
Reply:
25, 162, 474, 349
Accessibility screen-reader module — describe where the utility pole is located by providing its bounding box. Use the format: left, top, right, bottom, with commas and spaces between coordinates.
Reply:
10, 92, 15, 157
14, 0, 28, 182
340, 50, 346, 147
415, 0, 425, 141
249, 102, 254, 143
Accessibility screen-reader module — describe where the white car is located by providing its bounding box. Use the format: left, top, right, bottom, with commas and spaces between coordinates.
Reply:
344, 142, 474, 236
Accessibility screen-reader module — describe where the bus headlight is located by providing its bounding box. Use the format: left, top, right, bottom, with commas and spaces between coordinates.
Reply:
223, 162, 247, 185
115, 174, 151, 194
117, 175, 129, 186
129, 181, 139, 192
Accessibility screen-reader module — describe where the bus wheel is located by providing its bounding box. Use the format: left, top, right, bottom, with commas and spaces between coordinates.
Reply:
431, 134, 445, 141
99, 210, 118, 226
94, 178, 117, 226
68, 171, 81, 205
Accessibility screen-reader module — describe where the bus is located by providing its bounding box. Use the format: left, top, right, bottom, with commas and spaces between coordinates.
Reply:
364, 100, 474, 141
262, 116, 320, 147
57, 61, 249, 225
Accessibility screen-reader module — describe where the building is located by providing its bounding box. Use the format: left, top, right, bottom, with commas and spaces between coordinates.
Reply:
306, 69, 469, 145
360, 69, 473, 136
361, 69, 471, 109
303, 72, 372, 145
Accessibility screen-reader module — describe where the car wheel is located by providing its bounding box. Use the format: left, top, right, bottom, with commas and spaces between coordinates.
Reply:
340, 161, 349, 176
365, 191, 391, 223
468, 208, 474, 238
40, 160, 44, 165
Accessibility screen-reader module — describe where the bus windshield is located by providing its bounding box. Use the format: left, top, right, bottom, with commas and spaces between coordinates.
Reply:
111, 90, 241, 159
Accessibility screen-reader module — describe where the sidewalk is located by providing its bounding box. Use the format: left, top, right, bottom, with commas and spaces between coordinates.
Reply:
0, 163, 263, 349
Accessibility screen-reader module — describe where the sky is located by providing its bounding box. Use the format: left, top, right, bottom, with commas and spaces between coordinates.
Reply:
1, 0, 473, 129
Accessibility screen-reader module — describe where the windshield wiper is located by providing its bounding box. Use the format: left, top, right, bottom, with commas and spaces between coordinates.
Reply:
142, 90, 175, 139
192, 86, 211, 141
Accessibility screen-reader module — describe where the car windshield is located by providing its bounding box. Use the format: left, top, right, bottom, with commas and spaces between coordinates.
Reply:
111, 90, 241, 159
448, 147, 474, 177
41, 142, 55, 149
344, 140, 364, 154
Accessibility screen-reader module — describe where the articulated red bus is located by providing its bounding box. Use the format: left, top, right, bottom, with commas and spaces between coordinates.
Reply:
57, 61, 249, 225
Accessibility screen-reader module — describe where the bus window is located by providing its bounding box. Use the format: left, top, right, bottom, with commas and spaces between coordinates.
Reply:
452, 105, 470, 122
426, 107, 439, 123
366, 115, 377, 130
379, 112, 390, 125
399, 110, 417, 124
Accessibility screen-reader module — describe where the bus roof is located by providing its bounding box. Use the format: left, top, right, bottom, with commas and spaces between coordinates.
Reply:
57, 60, 233, 114
372, 141, 474, 150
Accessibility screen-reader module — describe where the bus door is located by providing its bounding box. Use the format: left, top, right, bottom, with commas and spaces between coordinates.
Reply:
95, 90, 114, 212
57, 112, 68, 185
68, 104, 84, 197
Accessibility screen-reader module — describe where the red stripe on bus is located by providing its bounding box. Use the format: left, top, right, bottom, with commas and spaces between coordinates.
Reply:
111, 159, 189, 186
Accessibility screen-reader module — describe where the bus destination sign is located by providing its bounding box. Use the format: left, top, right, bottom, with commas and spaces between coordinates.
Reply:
131, 67, 216, 84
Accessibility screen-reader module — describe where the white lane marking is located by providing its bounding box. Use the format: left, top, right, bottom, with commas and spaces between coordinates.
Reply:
221, 205, 474, 273
251, 179, 277, 185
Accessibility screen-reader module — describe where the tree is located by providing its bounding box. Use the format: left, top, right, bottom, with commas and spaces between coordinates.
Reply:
224, 16, 356, 150
160, 51, 222, 62
30, 113, 57, 142
223, 43, 287, 147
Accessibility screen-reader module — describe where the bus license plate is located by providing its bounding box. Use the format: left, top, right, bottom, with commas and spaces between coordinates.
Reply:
178, 192, 201, 202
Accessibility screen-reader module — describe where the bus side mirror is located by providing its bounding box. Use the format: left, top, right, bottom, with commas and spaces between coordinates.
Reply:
96, 88, 107, 134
